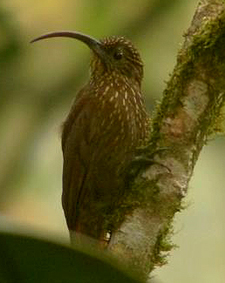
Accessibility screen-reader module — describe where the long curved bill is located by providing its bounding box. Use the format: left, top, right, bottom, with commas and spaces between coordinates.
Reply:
30, 31, 106, 59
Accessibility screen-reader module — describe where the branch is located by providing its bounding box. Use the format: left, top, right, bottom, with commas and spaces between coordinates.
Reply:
108, 0, 225, 280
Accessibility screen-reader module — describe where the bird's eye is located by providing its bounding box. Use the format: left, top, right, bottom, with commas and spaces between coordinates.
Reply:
113, 49, 123, 60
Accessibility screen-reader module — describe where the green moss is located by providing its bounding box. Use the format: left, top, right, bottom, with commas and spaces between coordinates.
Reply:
151, 222, 176, 269
146, 10, 225, 270
149, 9, 225, 154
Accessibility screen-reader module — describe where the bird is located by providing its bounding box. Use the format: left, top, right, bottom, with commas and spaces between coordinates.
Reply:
31, 31, 150, 246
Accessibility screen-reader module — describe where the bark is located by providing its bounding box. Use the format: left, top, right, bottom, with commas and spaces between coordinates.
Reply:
108, 0, 225, 281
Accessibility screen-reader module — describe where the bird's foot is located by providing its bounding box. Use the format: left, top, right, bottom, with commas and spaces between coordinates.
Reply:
128, 147, 171, 178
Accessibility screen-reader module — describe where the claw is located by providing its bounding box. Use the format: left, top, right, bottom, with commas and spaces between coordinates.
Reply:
136, 146, 170, 157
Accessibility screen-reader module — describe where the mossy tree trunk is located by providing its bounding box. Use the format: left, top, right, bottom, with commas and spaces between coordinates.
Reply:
108, 0, 225, 280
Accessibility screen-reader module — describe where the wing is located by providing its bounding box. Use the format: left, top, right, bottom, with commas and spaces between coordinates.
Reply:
61, 88, 95, 231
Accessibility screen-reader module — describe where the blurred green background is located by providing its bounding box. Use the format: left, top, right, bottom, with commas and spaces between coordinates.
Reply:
0, 0, 224, 282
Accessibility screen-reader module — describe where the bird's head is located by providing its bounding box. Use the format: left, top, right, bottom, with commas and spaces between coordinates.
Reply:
92, 36, 143, 84
31, 31, 143, 85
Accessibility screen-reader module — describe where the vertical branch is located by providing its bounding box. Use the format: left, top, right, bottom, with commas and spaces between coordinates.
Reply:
109, 0, 225, 280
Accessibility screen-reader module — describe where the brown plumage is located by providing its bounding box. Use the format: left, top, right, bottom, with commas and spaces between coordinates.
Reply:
31, 31, 150, 244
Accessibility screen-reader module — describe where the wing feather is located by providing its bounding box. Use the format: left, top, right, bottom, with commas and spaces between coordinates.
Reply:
61, 90, 94, 231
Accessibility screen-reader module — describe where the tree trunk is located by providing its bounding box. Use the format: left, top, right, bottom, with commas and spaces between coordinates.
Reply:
108, 0, 225, 281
